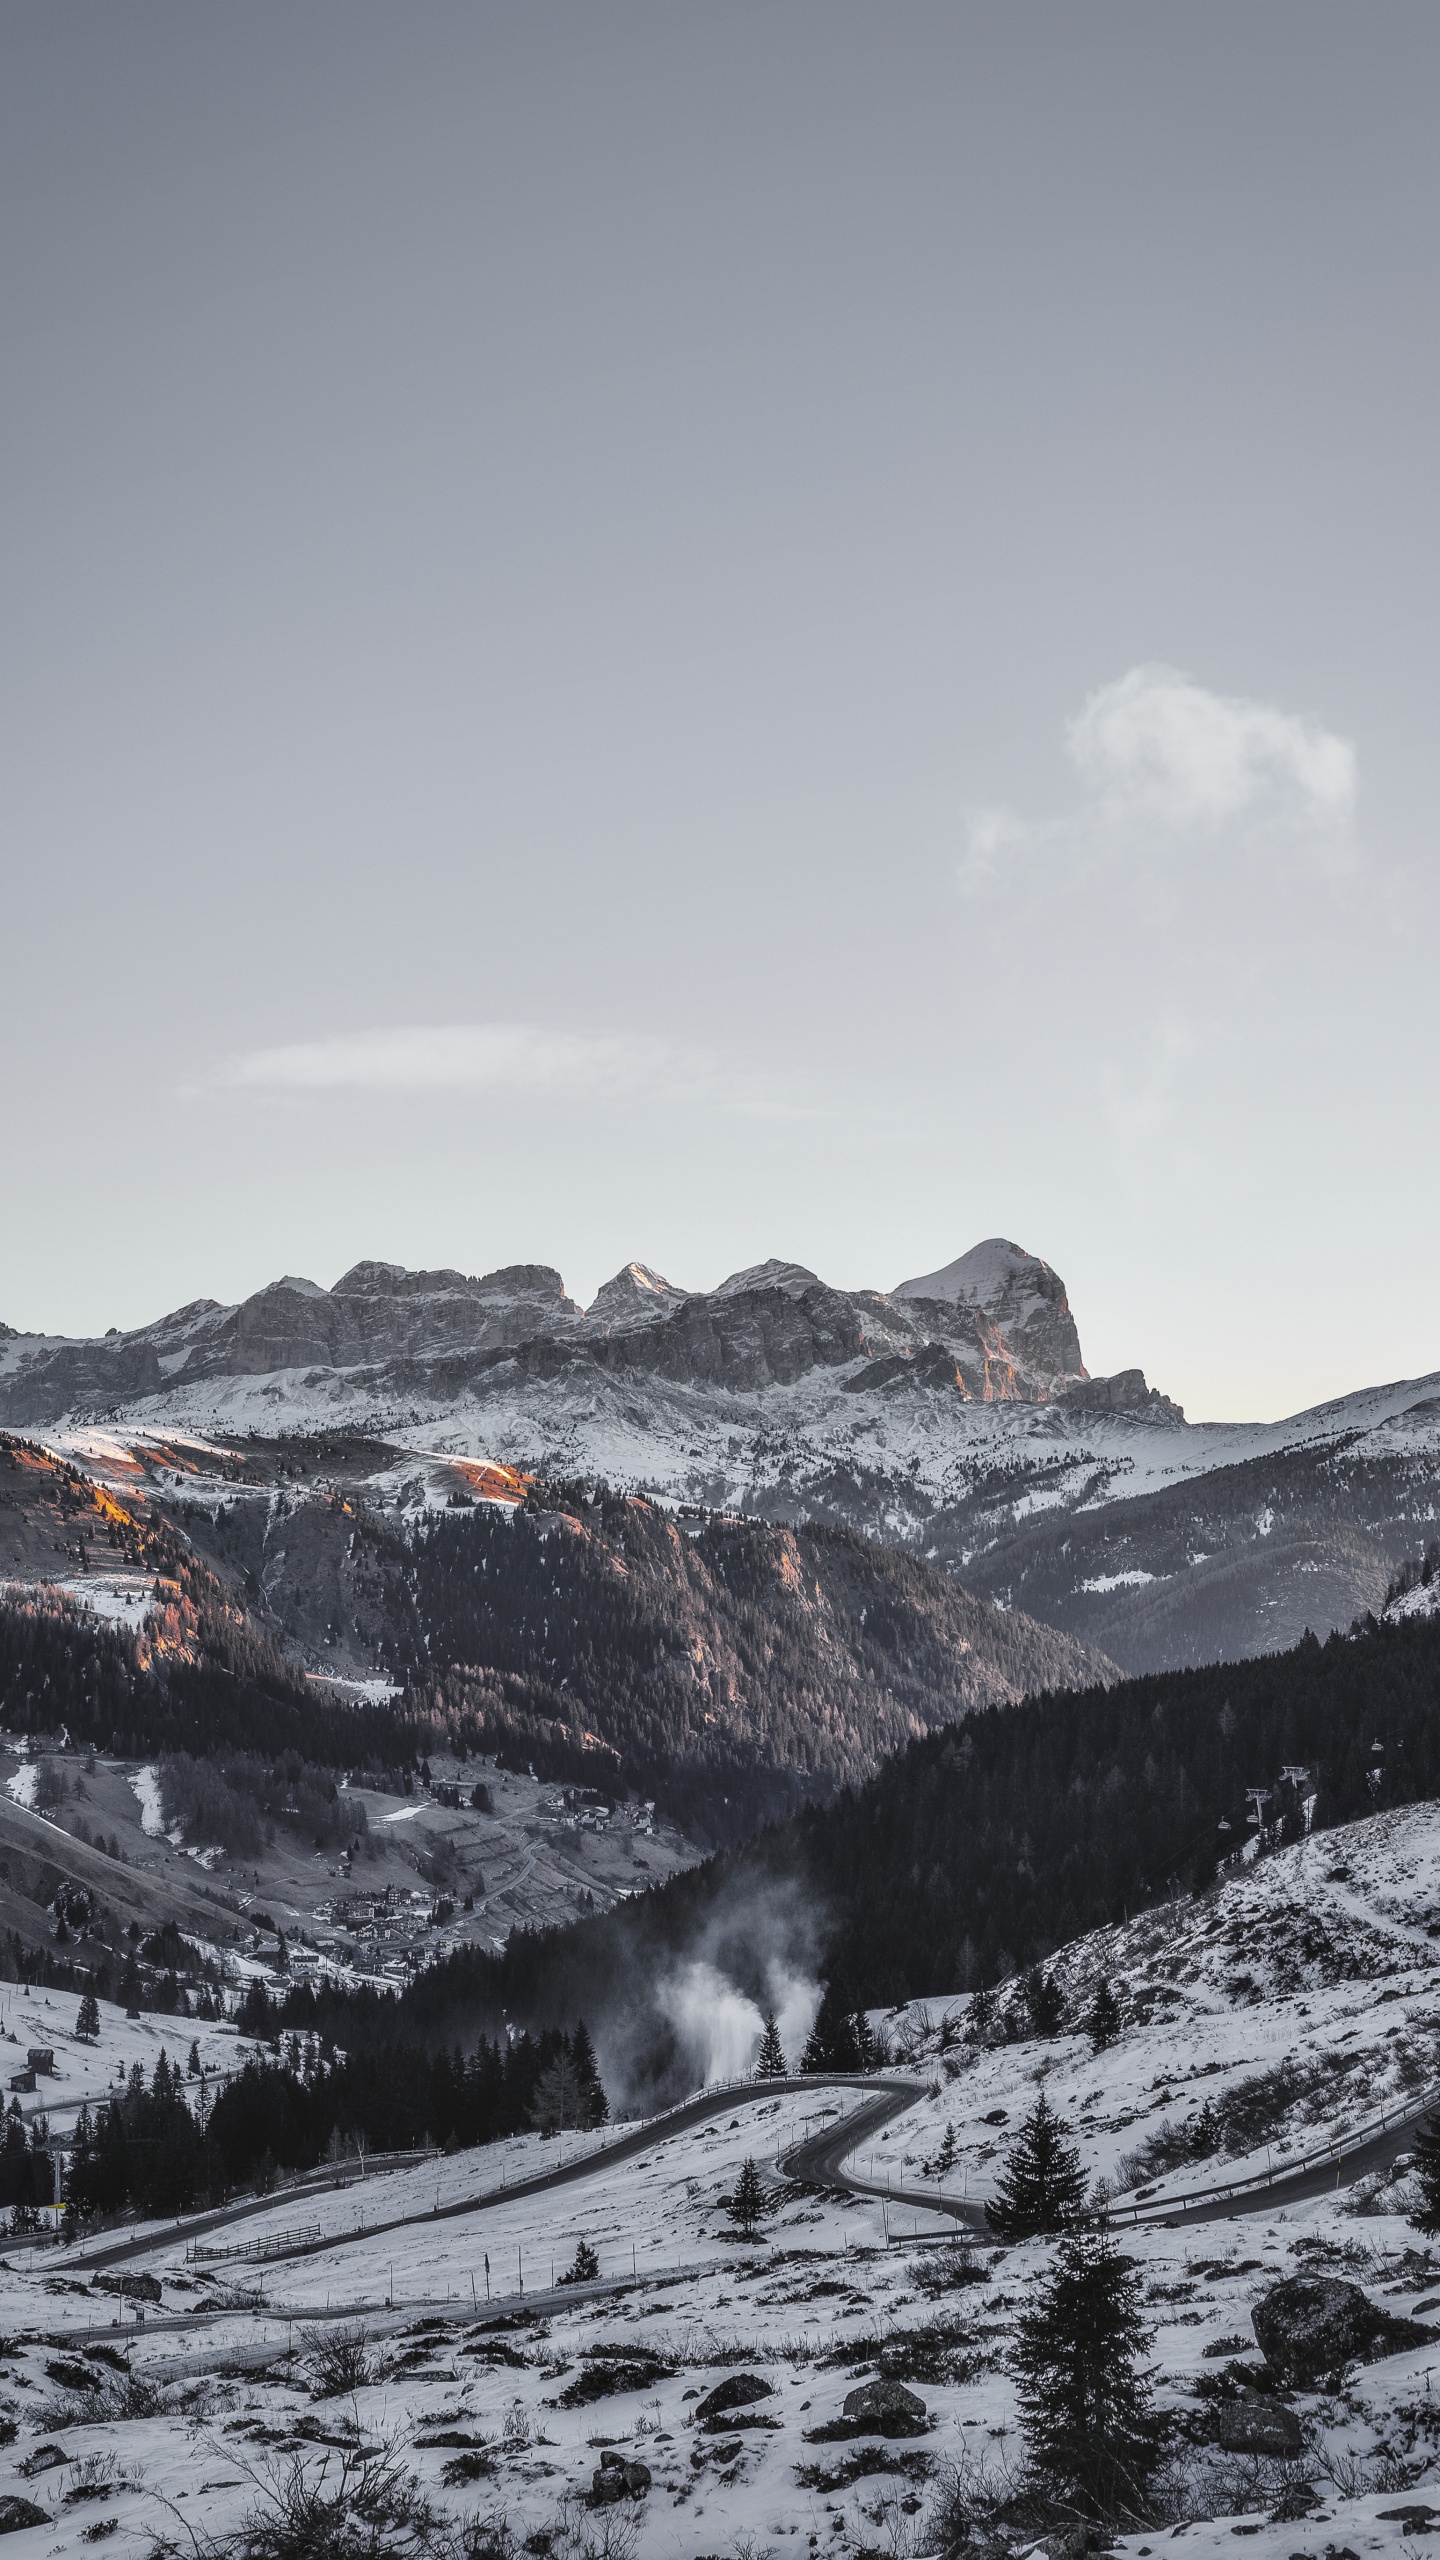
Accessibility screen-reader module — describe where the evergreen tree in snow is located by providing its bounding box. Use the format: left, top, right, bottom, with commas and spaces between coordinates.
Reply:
1086, 1979, 1122, 2053
75, 1992, 100, 2043
726, 2156, 768, 2240
756, 2011, 787, 2077
1025, 1966, 1066, 2038
570, 2019, 608, 2127
1013, 2225, 1159, 2517
801, 1981, 864, 2072
986, 2091, 1087, 2240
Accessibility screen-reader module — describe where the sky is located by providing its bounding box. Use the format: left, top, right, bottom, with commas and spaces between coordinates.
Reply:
2, 2, 1438, 1422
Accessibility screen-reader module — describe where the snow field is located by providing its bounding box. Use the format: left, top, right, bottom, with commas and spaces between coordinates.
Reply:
3, 1810, 1440, 2553
879, 1806, 1440, 2215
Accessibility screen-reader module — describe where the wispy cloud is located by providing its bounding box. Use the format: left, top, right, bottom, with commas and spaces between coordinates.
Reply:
212, 1021, 812, 1120
962, 662, 1359, 890
953, 665, 1367, 1169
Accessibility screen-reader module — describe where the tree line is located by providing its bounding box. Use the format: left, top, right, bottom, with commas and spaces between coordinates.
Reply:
267, 1602, 1440, 2064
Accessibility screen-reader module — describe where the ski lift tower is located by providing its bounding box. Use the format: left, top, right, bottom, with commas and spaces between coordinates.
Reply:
1245, 1787, 1271, 1837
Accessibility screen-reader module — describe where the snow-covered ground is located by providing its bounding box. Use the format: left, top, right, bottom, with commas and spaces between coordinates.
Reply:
877, 1804, 1440, 2217
0, 1988, 254, 2138
35, 1349, 1440, 1529
0, 1809, 1437, 2555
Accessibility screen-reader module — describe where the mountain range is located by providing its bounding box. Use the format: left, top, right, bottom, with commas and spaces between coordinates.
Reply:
7, 1237, 1439, 1673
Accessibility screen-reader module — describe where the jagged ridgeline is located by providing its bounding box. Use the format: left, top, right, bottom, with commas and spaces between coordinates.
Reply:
290, 1603, 1440, 2055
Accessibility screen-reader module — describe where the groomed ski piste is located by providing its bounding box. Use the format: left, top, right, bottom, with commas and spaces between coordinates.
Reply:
6, 1807, 1440, 2558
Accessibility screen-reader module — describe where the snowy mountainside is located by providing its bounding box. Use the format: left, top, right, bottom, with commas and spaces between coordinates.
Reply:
5, 1235, 1440, 1669
7, 1819, 1440, 2558
883, 1800, 1440, 2216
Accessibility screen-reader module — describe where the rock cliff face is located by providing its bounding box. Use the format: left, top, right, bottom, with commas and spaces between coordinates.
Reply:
0, 1236, 1096, 1423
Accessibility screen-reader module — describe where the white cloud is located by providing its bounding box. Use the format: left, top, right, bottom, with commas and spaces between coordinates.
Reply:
213, 1021, 808, 1119
962, 664, 1359, 887
1065, 662, 1358, 835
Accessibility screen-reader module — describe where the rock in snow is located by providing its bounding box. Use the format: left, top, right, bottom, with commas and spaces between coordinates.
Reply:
1251, 2276, 1435, 2383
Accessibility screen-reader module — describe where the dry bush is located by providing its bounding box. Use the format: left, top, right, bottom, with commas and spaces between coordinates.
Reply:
304, 2324, 375, 2399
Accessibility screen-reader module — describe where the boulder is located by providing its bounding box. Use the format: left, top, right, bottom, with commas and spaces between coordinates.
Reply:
591, 2452, 651, 2505
841, 2379, 928, 2437
1213, 2396, 1305, 2458
1251, 2277, 1434, 2383
16, 2448, 66, 2480
695, 2373, 772, 2423
0, 2499, 48, 2537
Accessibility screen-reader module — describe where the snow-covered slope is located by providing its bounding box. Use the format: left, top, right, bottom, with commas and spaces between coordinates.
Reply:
6, 1237, 1440, 1672
882, 1801, 1440, 2216
5, 1810, 1440, 2559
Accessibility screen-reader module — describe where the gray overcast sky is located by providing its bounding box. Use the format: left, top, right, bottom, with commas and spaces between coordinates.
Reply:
2, 2, 1437, 1421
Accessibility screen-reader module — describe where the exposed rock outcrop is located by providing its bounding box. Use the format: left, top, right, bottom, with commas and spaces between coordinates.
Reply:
1251, 2275, 1434, 2382
0, 1237, 1102, 1423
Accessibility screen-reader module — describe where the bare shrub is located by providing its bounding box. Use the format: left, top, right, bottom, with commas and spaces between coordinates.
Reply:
1149, 2441, 1311, 2525
304, 2324, 375, 2399
547, 2495, 640, 2560
1311, 2443, 1421, 2500
926, 2444, 1027, 2557
148, 2440, 435, 2560
913, 2241, 984, 2297
34, 2371, 164, 2432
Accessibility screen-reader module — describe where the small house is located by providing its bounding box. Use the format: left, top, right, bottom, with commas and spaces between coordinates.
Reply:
8, 2069, 35, 2095
26, 2049, 54, 2074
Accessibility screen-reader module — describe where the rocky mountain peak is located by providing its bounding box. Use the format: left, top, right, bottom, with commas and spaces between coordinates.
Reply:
893, 1237, 1085, 1390
712, 1259, 822, 1300
587, 1263, 686, 1327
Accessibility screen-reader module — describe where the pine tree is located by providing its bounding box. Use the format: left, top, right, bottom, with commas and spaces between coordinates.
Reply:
986, 2091, 1088, 2239
75, 1992, 100, 2043
726, 2156, 768, 2240
756, 2012, 787, 2078
1012, 2225, 1159, 2518
1189, 2098, 1221, 2160
1411, 2113, 1440, 2233
801, 1981, 863, 2072
569, 2020, 608, 2127
187, 2040, 201, 2079
1087, 1980, 1122, 2053
1026, 1967, 1066, 2039
968, 1981, 997, 2042
560, 2236, 600, 2285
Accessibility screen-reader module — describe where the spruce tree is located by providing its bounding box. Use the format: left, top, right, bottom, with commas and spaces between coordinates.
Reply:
570, 2020, 609, 2126
75, 1992, 100, 2043
1026, 1968, 1066, 2039
1087, 1980, 1122, 2053
726, 2155, 768, 2240
560, 2236, 600, 2285
986, 2091, 1088, 2239
756, 2012, 787, 2078
801, 1982, 862, 2072
1013, 2225, 1159, 2518
1410, 2111, 1440, 2232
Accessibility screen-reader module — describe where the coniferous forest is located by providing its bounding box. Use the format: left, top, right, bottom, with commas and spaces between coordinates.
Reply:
275, 1603, 1440, 2058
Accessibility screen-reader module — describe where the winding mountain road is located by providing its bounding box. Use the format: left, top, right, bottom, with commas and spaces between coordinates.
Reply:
64, 2062, 1439, 2279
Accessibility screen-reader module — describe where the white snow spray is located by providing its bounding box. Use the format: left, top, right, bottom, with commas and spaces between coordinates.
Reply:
657, 1962, 764, 2084
655, 1954, 822, 2086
